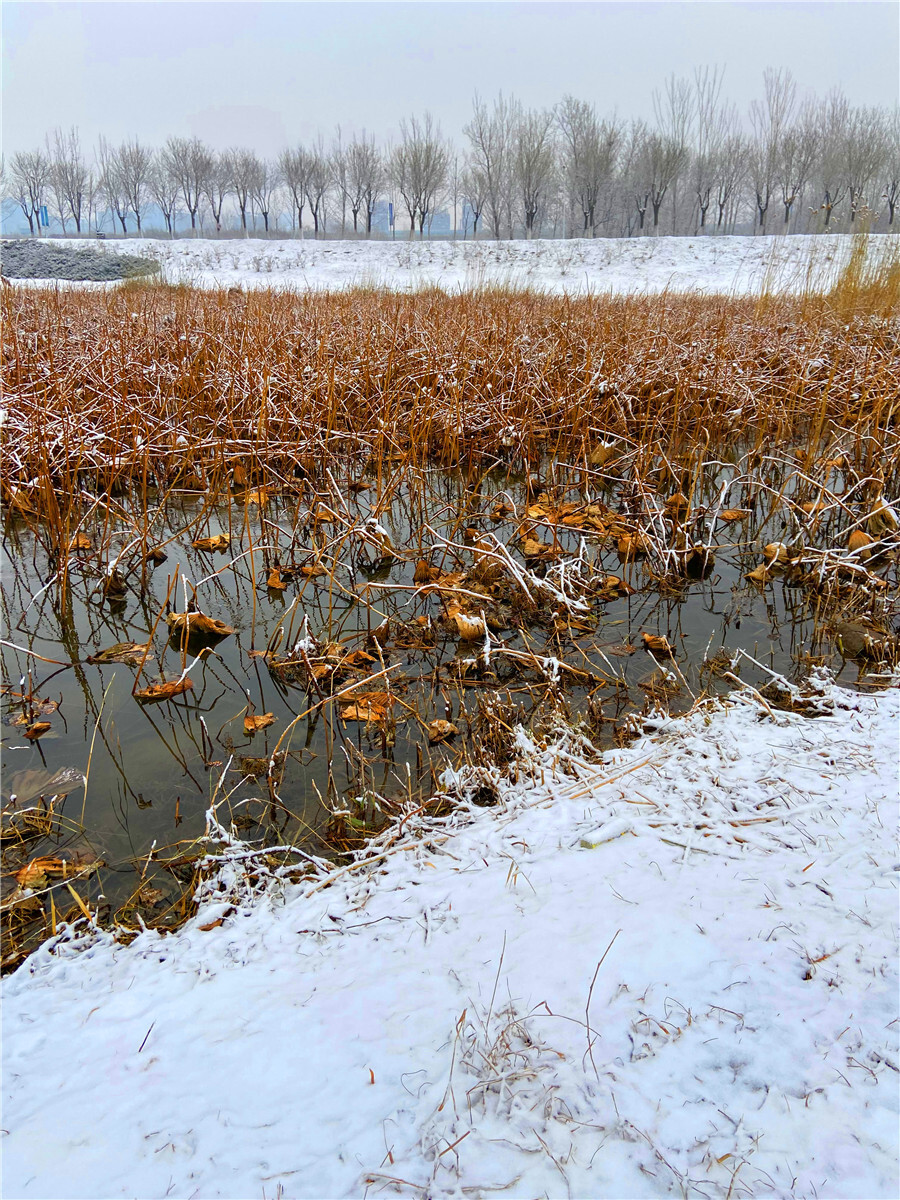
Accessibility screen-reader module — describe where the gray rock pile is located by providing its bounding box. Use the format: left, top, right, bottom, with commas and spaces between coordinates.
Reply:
0, 239, 159, 281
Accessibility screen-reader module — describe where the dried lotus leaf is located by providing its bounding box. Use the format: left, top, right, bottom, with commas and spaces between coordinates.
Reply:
193, 533, 231, 552
23, 721, 52, 741
847, 529, 873, 559
745, 564, 774, 584
640, 632, 673, 655
87, 642, 150, 665
135, 678, 194, 704
244, 712, 276, 734
339, 692, 394, 723
166, 611, 233, 641
427, 719, 459, 743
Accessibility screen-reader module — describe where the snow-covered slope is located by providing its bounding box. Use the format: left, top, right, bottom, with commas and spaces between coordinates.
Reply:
30, 232, 896, 295
3, 680, 898, 1199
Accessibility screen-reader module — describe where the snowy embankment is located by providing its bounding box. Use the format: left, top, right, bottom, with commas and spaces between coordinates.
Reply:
3, 678, 898, 1199
30, 232, 893, 295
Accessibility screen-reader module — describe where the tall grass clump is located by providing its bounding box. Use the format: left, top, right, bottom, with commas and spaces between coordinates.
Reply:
2, 280, 898, 568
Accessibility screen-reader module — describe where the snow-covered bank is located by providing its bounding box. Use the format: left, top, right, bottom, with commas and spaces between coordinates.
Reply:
3, 679, 898, 1199
28, 232, 897, 295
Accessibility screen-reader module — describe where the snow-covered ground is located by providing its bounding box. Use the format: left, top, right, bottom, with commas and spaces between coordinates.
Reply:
3, 676, 898, 1199
28, 232, 897, 295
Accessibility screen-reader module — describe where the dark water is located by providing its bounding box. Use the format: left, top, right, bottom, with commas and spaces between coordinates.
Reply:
1, 461, 890, 930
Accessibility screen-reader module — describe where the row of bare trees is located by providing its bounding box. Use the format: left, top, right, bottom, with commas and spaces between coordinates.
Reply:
5, 71, 898, 239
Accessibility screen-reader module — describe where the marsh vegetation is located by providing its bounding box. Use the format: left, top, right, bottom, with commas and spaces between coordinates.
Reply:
2, 253, 898, 969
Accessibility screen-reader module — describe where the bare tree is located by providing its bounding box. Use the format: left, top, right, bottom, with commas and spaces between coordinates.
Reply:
619, 120, 650, 233
748, 68, 797, 232
203, 150, 232, 233
713, 127, 748, 231
652, 74, 693, 232
461, 165, 487, 238
9, 149, 50, 235
813, 90, 850, 228
116, 139, 153, 233
633, 127, 686, 232
844, 105, 888, 223
464, 93, 516, 239
150, 151, 180, 235
162, 136, 211, 231
881, 107, 900, 226
391, 113, 449, 237
279, 146, 310, 233
514, 106, 557, 237
304, 140, 332, 237
251, 159, 278, 233
776, 100, 819, 229
46, 148, 71, 233
690, 68, 735, 231
230, 148, 262, 231
557, 96, 620, 236
330, 130, 349, 236
390, 136, 416, 235
344, 133, 384, 235
97, 138, 132, 234
362, 145, 386, 237
46, 128, 89, 233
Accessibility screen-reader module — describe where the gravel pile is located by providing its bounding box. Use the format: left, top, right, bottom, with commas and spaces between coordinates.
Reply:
0, 239, 159, 281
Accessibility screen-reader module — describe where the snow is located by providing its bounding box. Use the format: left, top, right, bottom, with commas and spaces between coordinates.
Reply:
24, 232, 898, 295
3, 678, 898, 1199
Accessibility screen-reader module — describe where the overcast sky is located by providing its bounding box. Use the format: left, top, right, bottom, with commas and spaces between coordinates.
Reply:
3, 2, 898, 156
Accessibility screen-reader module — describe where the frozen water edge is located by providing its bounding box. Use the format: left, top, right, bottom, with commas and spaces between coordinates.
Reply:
24, 232, 898, 296
2, 679, 898, 1199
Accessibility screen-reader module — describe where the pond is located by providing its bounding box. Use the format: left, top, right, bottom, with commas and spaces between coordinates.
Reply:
2, 451, 896, 965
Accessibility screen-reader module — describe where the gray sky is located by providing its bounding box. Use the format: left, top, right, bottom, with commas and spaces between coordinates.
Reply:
3, 2, 898, 156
